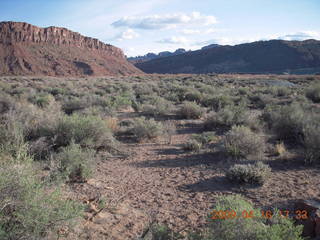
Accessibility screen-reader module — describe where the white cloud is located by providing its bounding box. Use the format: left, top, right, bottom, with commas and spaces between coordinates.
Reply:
181, 28, 218, 35
115, 29, 139, 41
277, 31, 320, 41
181, 29, 201, 35
112, 12, 217, 30
157, 36, 189, 44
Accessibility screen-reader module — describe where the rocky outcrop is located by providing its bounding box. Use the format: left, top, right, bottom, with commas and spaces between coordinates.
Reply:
0, 21, 143, 76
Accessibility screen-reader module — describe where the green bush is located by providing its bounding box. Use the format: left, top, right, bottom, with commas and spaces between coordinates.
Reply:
0, 164, 83, 240
224, 125, 265, 159
275, 87, 290, 97
28, 93, 54, 108
306, 82, 320, 103
0, 93, 15, 114
141, 97, 173, 117
226, 162, 271, 185
191, 132, 216, 145
178, 101, 204, 119
183, 139, 202, 152
303, 122, 320, 163
263, 103, 305, 143
202, 95, 233, 111
130, 117, 164, 142
52, 114, 117, 150
54, 142, 95, 182
62, 97, 89, 114
184, 89, 202, 102
150, 224, 182, 240
202, 195, 303, 240
204, 105, 249, 129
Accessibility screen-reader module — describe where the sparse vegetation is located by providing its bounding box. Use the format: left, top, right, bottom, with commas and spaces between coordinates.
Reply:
0, 74, 319, 239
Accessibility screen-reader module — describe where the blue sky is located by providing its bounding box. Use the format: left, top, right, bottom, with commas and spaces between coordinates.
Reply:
1, 0, 319, 56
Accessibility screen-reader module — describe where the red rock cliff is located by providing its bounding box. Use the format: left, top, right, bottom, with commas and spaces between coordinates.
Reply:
0, 21, 143, 76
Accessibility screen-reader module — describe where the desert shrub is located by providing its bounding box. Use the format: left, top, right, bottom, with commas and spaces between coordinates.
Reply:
191, 131, 216, 145
62, 97, 89, 114
183, 139, 202, 152
204, 105, 249, 129
28, 93, 54, 108
163, 120, 176, 144
249, 94, 274, 109
48, 87, 66, 96
238, 88, 249, 95
226, 162, 271, 185
0, 120, 27, 160
275, 87, 290, 97
305, 82, 320, 103
184, 89, 202, 102
0, 93, 15, 114
52, 114, 117, 150
141, 97, 173, 117
53, 142, 95, 182
130, 117, 164, 142
202, 95, 233, 111
150, 224, 182, 240
224, 125, 265, 159
263, 103, 305, 143
110, 92, 134, 110
0, 164, 83, 240
202, 195, 303, 240
178, 101, 204, 119
303, 122, 320, 163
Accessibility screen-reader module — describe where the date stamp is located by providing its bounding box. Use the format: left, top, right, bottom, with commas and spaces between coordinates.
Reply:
210, 209, 309, 220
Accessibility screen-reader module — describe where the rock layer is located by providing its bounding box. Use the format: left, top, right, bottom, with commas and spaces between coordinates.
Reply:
0, 21, 143, 76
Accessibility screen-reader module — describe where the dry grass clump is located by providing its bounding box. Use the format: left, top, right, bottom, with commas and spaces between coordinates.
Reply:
274, 142, 287, 157
226, 161, 271, 185
224, 125, 265, 160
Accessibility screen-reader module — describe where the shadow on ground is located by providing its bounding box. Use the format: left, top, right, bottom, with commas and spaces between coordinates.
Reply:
132, 151, 227, 168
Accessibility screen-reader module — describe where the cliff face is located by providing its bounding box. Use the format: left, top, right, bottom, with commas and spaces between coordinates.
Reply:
0, 21, 143, 76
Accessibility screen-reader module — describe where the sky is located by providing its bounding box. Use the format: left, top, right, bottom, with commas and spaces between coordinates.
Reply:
0, 0, 319, 57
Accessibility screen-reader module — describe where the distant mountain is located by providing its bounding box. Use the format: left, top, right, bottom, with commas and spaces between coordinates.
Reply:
128, 48, 189, 64
0, 21, 142, 76
201, 44, 220, 50
134, 39, 320, 74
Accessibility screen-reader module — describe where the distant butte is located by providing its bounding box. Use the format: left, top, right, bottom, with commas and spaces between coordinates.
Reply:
0, 21, 143, 76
